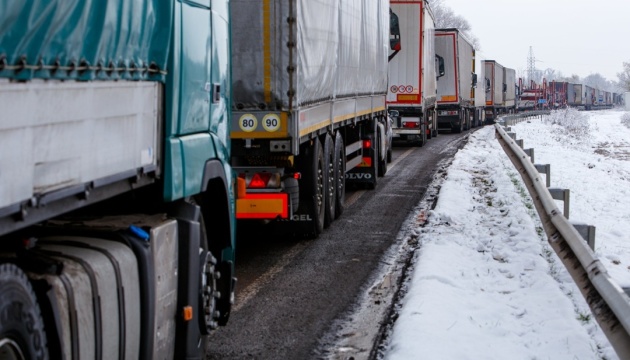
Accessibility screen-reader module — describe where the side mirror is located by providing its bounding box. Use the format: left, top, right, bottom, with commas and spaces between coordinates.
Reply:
502, 83, 507, 92
435, 54, 445, 78
485, 78, 491, 93
472, 73, 478, 88
390, 9, 401, 51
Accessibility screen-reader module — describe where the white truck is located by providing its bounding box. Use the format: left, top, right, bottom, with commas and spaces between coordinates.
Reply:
435, 28, 479, 133
503, 67, 517, 113
387, 0, 441, 146
229, 0, 393, 238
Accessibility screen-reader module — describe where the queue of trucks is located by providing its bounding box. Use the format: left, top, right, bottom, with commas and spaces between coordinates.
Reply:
1, 0, 626, 358
517, 79, 625, 111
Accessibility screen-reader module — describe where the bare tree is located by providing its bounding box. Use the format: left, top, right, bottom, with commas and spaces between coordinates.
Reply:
618, 61, 630, 91
429, 0, 480, 50
583, 73, 616, 92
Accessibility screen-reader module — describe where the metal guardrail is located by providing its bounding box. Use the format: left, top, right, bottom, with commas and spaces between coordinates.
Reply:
494, 120, 630, 359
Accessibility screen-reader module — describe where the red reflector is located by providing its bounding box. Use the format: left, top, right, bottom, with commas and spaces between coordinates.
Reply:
293, 172, 301, 179
363, 139, 372, 149
403, 121, 418, 129
250, 173, 272, 189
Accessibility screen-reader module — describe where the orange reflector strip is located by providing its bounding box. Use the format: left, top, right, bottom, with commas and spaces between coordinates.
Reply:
236, 193, 288, 219
183, 306, 193, 321
397, 94, 420, 102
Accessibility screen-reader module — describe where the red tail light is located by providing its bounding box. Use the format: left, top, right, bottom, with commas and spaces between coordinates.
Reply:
363, 139, 372, 149
250, 173, 272, 189
402, 121, 418, 129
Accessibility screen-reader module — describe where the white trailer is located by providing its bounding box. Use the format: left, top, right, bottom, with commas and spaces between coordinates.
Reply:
387, 0, 439, 145
435, 28, 478, 133
503, 67, 517, 112
483, 60, 504, 122
625, 92, 630, 111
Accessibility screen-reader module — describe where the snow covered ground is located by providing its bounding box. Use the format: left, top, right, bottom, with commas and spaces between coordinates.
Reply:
383, 109, 630, 360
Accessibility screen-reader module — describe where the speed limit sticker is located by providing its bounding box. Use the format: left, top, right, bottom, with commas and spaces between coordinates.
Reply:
238, 114, 257, 132
262, 114, 281, 132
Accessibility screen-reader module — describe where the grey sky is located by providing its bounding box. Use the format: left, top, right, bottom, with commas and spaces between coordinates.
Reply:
441, 0, 630, 82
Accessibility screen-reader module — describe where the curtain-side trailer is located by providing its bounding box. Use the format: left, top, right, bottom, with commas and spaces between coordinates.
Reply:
387, 0, 439, 146
0, 0, 237, 358
435, 28, 478, 133
230, 0, 393, 238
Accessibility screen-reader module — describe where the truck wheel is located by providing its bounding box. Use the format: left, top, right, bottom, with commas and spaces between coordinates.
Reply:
377, 134, 387, 177
333, 132, 345, 219
323, 134, 336, 228
0, 263, 49, 360
296, 138, 325, 237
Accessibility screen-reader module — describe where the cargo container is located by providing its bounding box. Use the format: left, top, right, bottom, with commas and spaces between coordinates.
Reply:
625, 92, 630, 111
567, 83, 583, 107
387, 0, 440, 145
435, 28, 480, 132
230, 0, 393, 237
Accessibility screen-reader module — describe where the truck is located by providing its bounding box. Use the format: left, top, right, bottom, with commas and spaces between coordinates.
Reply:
435, 28, 478, 133
0, 0, 236, 358
503, 67, 517, 113
229, 0, 393, 238
567, 83, 583, 107
387, 0, 440, 146
625, 92, 630, 111
483, 60, 505, 122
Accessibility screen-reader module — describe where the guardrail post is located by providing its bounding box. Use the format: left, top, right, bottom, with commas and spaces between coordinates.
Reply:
548, 188, 570, 219
516, 139, 524, 148
524, 148, 534, 163
507, 132, 516, 140
504, 126, 511, 132
535, 164, 550, 187
572, 223, 596, 250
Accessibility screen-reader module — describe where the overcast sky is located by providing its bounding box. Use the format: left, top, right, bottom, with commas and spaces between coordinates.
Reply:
441, 0, 630, 82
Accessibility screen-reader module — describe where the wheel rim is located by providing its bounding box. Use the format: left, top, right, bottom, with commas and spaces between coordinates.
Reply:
0, 338, 26, 360
200, 251, 219, 333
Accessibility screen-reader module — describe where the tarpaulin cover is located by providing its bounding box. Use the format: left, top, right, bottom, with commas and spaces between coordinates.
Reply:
230, 0, 389, 111
0, 0, 172, 81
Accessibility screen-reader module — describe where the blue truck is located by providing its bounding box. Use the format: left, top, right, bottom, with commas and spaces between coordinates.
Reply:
0, 0, 236, 358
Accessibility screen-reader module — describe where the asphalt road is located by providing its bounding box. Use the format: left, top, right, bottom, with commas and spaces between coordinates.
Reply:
206, 130, 472, 360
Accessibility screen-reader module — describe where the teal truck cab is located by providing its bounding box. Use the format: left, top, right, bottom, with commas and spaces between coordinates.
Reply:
0, 0, 236, 358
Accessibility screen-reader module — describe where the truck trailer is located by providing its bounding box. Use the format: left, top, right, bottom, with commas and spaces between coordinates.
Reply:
435, 28, 478, 133
229, 0, 393, 238
503, 67, 517, 113
483, 60, 505, 122
0, 0, 236, 358
387, 0, 440, 145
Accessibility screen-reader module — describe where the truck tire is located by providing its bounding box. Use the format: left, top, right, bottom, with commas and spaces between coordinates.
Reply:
0, 263, 49, 360
295, 138, 325, 237
333, 132, 346, 219
322, 133, 336, 228
377, 134, 387, 177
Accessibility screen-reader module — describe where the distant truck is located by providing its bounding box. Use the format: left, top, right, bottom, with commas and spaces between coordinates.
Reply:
483, 60, 505, 122
503, 67, 517, 113
625, 92, 630, 111
229, 0, 393, 238
0, 0, 236, 359
435, 28, 481, 132
387, 0, 441, 145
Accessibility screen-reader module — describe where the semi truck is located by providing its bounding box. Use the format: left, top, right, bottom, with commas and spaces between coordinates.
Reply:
435, 28, 478, 133
229, 0, 393, 238
0, 0, 236, 358
387, 0, 440, 146
503, 67, 517, 113
483, 60, 505, 122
